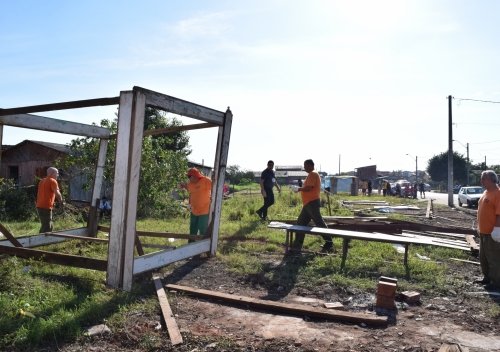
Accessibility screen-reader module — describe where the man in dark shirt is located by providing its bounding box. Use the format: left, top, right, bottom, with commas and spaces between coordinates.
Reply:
256, 160, 281, 220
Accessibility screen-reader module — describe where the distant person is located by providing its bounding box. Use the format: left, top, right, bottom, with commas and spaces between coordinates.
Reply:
297, 179, 303, 187
476, 170, 500, 289
367, 180, 373, 196
180, 168, 212, 239
361, 180, 367, 196
99, 196, 112, 218
419, 182, 425, 198
395, 183, 401, 197
385, 181, 392, 196
256, 160, 281, 220
291, 159, 333, 253
36, 167, 64, 233
413, 183, 418, 199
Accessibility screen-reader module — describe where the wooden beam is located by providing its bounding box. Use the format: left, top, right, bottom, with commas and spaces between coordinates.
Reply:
107, 91, 134, 289
465, 235, 480, 252
134, 86, 225, 125
0, 113, 111, 138
43, 232, 108, 243
153, 275, 183, 345
426, 198, 433, 218
121, 90, 146, 291
0, 227, 90, 248
0, 222, 23, 247
166, 284, 388, 327
97, 226, 208, 240
144, 122, 215, 137
0, 96, 120, 116
133, 239, 211, 275
209, 108, 232, 255
0, 245, 107, 270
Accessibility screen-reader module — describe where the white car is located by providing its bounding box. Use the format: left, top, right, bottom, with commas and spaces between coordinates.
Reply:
457, 186, 484, 208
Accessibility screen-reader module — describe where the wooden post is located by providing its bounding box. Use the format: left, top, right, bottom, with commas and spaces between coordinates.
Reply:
209, 108, 232, 255
107, 90, 146, 290
88, 138, 109, 236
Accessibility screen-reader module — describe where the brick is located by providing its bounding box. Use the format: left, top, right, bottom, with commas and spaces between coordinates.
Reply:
401, 290, 421, 304
375, 295, 396, 309
323, 302, 345, 310
379, 276, 398, 285
377, 281, 397, 297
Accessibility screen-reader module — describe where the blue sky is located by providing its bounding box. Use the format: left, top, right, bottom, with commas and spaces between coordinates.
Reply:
2, 0, 500, 174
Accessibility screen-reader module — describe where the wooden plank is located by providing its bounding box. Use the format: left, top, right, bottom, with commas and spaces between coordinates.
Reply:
0, 222, 23, 247
426, 198, 432, 218
0, 227, 90, 248
166, 284, 388, 327
0, 245, 107, 270
135, 86, 225, 125
210, 108, 232, 255
269, 222, 437, 246
107, 91, 134, 289
465, 235, 480, 251
269, 222, 473, 252
0, 113, 111, 138
0, 96, 119, 115
89, 139, 109, 236
43, 232, 108, 243
122, 90, 146, 292
97, 226, 209, 240
143, 122, 215, 137
152, 275, 183, 345
449, 258, 480, 265
133, 239, 211, 275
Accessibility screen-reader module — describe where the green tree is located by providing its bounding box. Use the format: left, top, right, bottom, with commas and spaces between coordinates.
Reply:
225, 165, 255, 185
59, 108, 190, 218
427, 151, 468, 184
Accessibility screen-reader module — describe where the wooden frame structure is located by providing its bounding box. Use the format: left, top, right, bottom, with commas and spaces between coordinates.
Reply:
0, 86, 232, 291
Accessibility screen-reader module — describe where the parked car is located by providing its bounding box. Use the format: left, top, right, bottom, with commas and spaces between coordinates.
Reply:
423, 183, 431, 192
457, 186, 484, 208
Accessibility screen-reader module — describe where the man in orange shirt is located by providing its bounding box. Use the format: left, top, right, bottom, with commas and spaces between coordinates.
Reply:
476, 170, 500, 288
36, 167, 64, 233
181, 168, 212, 238
291, 159, 333, 253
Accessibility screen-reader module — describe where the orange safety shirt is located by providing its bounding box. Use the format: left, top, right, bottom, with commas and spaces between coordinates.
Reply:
301, 171, 321, 206
477, 187, 500, 234
186, 176, 212, 215
36, 177, 59, 209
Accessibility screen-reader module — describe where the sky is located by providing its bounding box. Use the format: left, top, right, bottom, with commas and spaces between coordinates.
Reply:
2, 0, 500, 175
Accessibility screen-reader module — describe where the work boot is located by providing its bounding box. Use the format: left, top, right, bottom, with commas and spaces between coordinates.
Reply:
321, 242, 334, 253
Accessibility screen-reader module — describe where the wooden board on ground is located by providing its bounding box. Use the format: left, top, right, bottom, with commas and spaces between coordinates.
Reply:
153, 275, 183, 345
166, 283, 387, 326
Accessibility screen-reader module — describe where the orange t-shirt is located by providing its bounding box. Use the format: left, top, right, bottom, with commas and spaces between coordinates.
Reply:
477, 187, 500, 234
301, 171, 321, 205
186, 176, 212, 215
36, 177, 59, 209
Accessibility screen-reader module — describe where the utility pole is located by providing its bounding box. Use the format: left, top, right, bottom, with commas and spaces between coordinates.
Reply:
448, 95, 454, 207
338, 154, 341, 175
415, 155, 418, 184
466, 143, 470, 185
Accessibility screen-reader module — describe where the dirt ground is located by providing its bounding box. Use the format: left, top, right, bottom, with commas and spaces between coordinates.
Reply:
63, 205, 500, 352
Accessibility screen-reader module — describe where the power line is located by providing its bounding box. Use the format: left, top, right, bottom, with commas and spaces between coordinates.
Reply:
456, 97, 500, 104
470, 139, 500, 145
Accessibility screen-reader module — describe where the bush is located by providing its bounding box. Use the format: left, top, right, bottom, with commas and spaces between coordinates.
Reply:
0, 179, 36, 221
